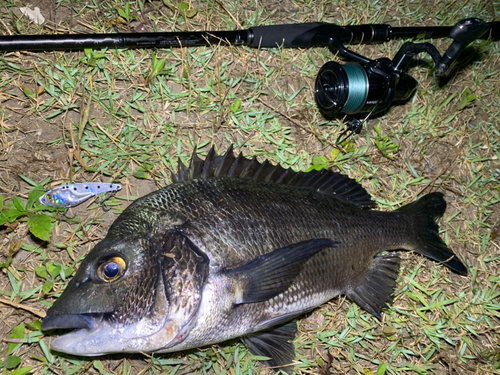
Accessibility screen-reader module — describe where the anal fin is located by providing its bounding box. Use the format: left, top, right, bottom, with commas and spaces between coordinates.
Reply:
346, 252, 400, 319
244, 320, 297, 374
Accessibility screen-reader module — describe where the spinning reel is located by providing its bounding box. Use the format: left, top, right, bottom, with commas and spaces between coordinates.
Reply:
314, 18, 490, 140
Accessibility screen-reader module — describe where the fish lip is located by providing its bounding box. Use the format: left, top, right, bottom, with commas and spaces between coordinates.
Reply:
42, 312, 173, 356
42, 313, 101, 331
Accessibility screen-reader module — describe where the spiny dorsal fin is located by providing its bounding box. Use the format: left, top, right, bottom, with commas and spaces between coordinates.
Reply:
175, 145, 375, 208
188, 149, 204, 180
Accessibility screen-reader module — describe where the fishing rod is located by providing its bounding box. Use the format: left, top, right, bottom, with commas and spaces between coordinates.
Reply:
0, 20, 498, 51
1, 18, 499, 137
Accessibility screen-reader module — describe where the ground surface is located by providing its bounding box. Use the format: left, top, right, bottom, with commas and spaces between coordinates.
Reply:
0, 0, 499, 374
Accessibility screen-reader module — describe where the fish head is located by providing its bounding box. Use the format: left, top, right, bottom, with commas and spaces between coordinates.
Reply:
42, 231, 209, 355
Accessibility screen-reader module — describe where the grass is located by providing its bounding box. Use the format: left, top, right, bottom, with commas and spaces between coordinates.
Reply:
0, 0, 499, 374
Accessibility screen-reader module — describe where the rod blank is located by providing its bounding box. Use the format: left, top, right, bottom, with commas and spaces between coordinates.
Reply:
0, 21, 498, 52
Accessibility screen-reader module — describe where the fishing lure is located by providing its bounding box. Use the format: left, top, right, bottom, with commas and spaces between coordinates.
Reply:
39, 182, 122, 215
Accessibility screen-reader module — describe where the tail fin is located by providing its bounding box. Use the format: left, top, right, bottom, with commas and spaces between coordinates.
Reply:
397, 192, 467, 275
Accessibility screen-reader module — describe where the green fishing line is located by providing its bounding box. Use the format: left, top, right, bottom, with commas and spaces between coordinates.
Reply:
343, 64, 368, 113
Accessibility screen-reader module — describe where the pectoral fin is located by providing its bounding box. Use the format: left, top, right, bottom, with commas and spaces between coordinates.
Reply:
227, 238, 337, 304
244, 320, 297, 374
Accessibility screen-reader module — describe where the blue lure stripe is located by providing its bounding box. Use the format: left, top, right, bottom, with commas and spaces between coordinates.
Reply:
39, 183, 122, 208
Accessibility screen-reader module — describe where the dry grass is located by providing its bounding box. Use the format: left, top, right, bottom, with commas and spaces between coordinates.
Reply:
0, 0, 499, 374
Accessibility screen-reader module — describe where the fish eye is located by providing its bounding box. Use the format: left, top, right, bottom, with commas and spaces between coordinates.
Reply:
96, 256, 126, 282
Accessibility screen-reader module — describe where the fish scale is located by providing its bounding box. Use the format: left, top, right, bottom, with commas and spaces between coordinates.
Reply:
41, 146, 467, 373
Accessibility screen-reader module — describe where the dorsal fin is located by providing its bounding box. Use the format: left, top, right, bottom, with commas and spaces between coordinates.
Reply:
174, 145, 375, 208
188, 150, 204, 180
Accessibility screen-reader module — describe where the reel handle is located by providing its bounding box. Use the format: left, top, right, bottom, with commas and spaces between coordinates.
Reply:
438, 18, 490, 73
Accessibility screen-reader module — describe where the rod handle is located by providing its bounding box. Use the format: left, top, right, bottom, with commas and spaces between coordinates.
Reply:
249, 22, 327, 48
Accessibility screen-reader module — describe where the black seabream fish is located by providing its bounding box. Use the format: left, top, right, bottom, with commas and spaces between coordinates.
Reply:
42, 146, 467, 373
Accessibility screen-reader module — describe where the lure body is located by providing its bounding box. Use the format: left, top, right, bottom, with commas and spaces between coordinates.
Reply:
39, 183, 122, 209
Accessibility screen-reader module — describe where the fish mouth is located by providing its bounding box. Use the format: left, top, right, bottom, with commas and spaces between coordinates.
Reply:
41, 313, 114, 356
41, 311, 173, 356
41, 271, 184, 356
42, 313, 98, 331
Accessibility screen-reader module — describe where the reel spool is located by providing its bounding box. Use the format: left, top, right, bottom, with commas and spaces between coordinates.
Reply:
314, 61, 417, 119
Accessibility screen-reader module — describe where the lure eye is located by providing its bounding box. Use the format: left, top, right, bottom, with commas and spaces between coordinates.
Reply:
97, 256, 126, 282
45, 193, 52, 201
